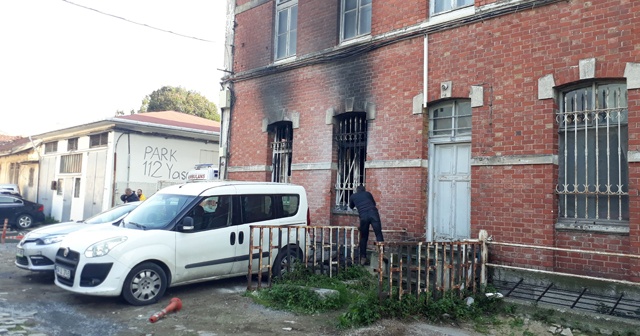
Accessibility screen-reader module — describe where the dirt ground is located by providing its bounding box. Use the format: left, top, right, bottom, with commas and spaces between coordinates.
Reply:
0, 235, 593, 336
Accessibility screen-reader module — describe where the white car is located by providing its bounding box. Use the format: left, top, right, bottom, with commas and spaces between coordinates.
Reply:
53, 181, 309, 306
15, 202, 140, 272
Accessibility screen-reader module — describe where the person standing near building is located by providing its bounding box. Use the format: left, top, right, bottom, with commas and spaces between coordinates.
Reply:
136, 189, 146, 201
121, 187, 140, 203
349, 185, 384, 265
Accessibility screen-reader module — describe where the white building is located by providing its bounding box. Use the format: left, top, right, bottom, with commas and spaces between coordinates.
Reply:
32, 111, 219, 222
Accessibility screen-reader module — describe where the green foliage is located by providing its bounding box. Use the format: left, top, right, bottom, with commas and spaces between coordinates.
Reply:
139, 86, 219, 121
44, 216, 58, 224
254, 283, 344, 314
531, 308, 555, 323
338, 292, 381, 328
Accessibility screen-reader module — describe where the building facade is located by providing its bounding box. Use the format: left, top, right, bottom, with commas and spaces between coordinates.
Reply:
221, 0, 640, 281
31, 111, 220, 222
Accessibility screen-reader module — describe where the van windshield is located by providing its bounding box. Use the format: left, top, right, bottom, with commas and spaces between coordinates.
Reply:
122, 194, 195, 230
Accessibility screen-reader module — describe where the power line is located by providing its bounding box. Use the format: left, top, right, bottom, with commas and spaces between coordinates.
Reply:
60, 0, 215, 43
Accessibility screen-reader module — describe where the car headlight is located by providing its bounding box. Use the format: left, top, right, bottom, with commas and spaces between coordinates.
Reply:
40, 235, 66, 245
84, 236, 128, 258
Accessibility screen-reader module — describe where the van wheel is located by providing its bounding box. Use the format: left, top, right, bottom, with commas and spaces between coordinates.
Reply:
16, 214, 33, 229
122, 262, 167, 306
273, 246, 302, 278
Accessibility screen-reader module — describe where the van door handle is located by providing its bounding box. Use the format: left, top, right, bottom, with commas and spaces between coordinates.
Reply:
238, 231, 244, 244
230, 232, 236, 245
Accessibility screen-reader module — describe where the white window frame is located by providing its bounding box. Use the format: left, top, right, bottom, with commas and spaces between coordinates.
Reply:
429, 100, 472, 139
556, 81, 629, 223
340, 0, 372, 42
430, 0, 474, 16
275, 0, 298, 60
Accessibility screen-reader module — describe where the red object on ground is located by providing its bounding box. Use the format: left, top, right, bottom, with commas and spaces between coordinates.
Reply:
149, 297, 183, 323
1, 219, 7, 244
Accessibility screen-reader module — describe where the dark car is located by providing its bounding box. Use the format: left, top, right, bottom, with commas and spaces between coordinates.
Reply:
0, 195, 45, 229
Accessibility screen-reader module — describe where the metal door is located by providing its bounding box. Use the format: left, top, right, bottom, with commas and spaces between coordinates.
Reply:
429, 143, 471, 241
83, 150, 106, 217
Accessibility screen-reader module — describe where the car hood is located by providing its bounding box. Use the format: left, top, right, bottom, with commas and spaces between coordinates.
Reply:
60, 225, 146, 251
25, 222, 86, 238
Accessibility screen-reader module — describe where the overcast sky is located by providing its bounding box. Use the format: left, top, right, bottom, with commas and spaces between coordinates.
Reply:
0, 0, 227, 136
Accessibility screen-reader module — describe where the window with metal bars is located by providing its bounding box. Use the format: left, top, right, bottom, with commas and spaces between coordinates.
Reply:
270, 122, 293, 183
335, 113, 367, 210
44, 141, 58, 153
429, 100, 471, 138
556, 82, 629, 222
67, 138, 78, 151
90, 132, 108, 148
60, 154, 82, 174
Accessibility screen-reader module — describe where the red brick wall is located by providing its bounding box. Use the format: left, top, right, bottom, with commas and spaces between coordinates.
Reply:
230, 0, 640, 280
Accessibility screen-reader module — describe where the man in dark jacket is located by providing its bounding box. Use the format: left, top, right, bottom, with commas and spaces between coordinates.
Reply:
349, 185, 384, 265
120, 187, 140, 203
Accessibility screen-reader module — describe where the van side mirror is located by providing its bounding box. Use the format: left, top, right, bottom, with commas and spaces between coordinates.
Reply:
178, 216, 195, 232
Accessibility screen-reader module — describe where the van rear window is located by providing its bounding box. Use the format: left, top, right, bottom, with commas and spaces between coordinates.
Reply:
240, 194, 300, 224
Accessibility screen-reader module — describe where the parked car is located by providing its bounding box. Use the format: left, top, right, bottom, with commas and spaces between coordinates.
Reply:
54, 181, 309, 306
0, 183, 21, 197
0, 195, 44, 229
15, 202, 141, 272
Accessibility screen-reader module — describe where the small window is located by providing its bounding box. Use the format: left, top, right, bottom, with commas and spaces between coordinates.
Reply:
281, 195, 300, 217
60, 154, 82, 173
9, 163, 19, 184
44, 141, 58, 153
429, 100, 472, 137
334, 113, 367, 209
275, 0, 298, 60
270, 121, 293, 183
57, 178, 63, 196
431, 0, 473, 15
341, 0, 371, 41
90, 132, 109, 148
73, 178, 81, 198
67, 138, 79, 151
28, 168, 34, 187
241, 195, 274, 224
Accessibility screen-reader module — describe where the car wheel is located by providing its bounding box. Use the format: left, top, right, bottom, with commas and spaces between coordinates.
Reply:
273, 246, 302, 278
16, 214, 33, 229
122, 262, 167, 306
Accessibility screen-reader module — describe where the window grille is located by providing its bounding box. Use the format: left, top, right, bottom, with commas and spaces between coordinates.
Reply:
60, 154, 82, 174
44, 141, 58, 153
57, 178, 63, 195
271, 122, 293, 183
275, 0, 297, 60
335, 113, 367, 210
429, 100, 472, 138
67, 138, 78, 151
341, 0, 371, 41
73, 178, 81, 198
431, 0, 473, 15
90, 132, 108, 148
556, 83, 629, 221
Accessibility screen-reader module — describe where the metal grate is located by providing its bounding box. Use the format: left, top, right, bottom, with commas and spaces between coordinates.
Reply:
271, 122, 293, 183
334, 113, 367, 210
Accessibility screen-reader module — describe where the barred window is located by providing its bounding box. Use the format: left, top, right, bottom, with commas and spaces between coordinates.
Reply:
73, 178, 81, 198
28, 168, 34, 187
90, 132, 108, 148
9, 163, 20, 184
431, 0, 473, 15
44, 141, 58, 153
270, 121, 293, 183
335, 113, 367, 210
556, 82, 628, 221
57, 178, 63, 196
60, 154, 82, 173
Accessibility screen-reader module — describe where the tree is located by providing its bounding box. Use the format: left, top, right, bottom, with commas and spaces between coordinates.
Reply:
139, 86, 220, 121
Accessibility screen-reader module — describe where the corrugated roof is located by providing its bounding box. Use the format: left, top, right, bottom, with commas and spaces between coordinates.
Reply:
114, 111, 220, 132
0, 137, 31, 153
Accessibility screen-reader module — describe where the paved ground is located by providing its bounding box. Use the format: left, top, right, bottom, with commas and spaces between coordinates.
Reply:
0, 225, 486, 336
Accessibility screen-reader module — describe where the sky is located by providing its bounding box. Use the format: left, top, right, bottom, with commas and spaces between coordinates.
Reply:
0, 0, 227, 136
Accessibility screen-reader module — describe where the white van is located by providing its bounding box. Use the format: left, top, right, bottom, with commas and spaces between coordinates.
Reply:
53, 181, 309, 305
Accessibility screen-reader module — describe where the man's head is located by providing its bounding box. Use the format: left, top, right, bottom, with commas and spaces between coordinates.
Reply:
356, 185, 366, 193
137, 189, 143, 196
125, 188, 133, 195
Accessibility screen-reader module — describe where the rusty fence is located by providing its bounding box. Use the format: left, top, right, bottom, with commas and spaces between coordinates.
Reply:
246, 224, 482, 300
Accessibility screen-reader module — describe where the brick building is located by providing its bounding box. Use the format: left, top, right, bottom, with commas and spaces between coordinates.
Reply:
220, 0, 640, 281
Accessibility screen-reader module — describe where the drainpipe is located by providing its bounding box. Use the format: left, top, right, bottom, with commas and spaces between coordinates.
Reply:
423, 34, 428, 110
219, 0, 237, 180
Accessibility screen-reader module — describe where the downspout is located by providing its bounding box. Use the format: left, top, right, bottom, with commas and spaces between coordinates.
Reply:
219, 0, 237, 180
424, 34, 433, 242
28, 136, 41, 203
